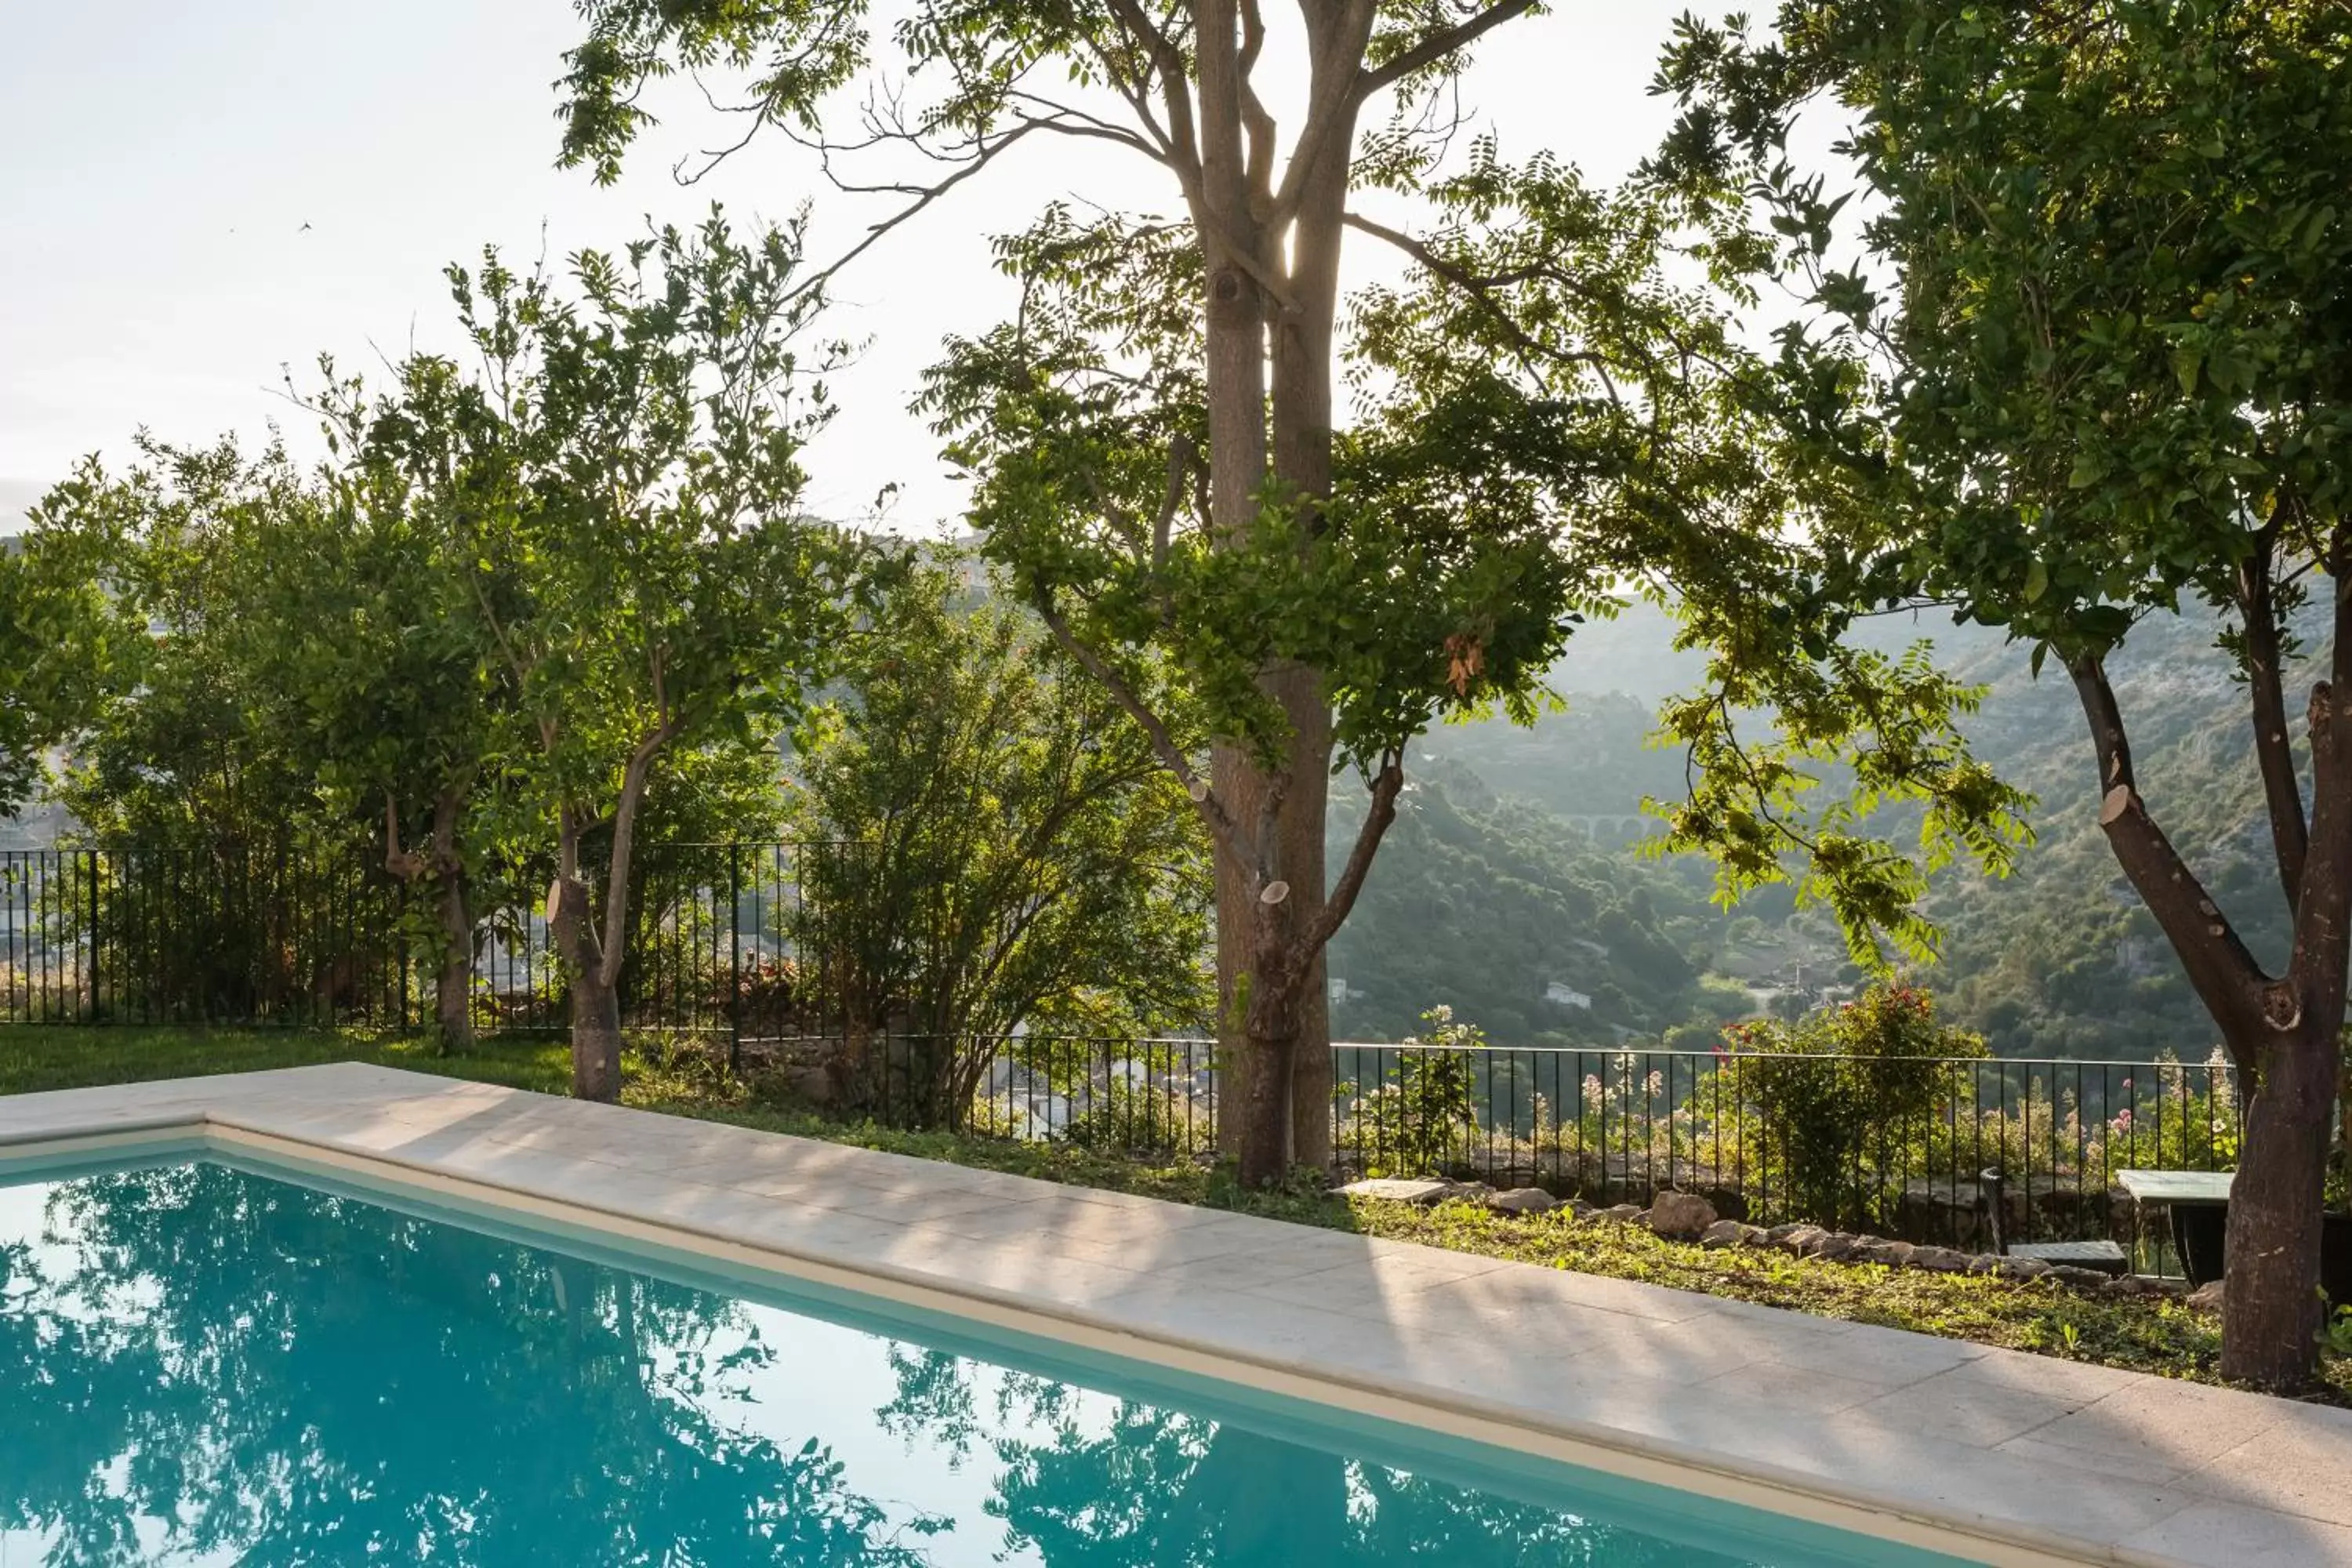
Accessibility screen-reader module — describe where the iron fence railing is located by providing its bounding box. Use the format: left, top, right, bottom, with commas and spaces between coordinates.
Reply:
1325, 1042, 2242, 1258
5, 844, 2253, 1265
908, 1035, 2241, 1267
0, 843, 846, 1047
1, 846, 410, 1027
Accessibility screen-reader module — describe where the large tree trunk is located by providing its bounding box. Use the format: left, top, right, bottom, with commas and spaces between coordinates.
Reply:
2220, 1022, 2337, 1386
1214, 672, 1333, 1174
2072, 553, 2352, 1390
547, 731, 670, 1105
568, 967, 625, 1103
433, 873, 474, 1054
1194, 0, 1363, 1183
1197, 0, 1285, 1175
385, 782, 477, 1054
428, 788, 474, 1054
549, 855, 622, 1103
549, 805, 623, 1103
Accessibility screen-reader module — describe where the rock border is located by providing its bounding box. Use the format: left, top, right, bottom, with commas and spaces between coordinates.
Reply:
1330, 1179, 2184, 1302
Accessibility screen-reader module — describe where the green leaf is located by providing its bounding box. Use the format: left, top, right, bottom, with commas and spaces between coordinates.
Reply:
2170, 346, 2203, 396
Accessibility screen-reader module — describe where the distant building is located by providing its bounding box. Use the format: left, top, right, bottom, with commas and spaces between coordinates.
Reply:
1544, 981, 1592, 1010
1329, 975, 1365, 1003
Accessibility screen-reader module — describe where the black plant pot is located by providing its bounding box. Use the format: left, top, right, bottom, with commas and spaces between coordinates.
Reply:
2174, 1207, 2352, 1305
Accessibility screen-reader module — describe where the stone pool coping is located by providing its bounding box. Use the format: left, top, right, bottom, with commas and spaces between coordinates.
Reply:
3, 1065, 2347, 1567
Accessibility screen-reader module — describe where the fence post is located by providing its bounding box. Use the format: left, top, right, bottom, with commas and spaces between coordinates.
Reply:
727, 846, 742, 1076
83, 848, 100, 1022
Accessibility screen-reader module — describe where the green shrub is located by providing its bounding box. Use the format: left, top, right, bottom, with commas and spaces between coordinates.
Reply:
1345, 1005, 1483, 1176
1724, 984, 1987, 1227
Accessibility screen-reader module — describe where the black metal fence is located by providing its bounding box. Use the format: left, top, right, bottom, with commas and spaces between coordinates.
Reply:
0, 843, 846, 1046
943, 1035, 2238, 1262
1325, 1041, 2241, 1255
5, 844, 2245, 1262
1, 846, 411, 1027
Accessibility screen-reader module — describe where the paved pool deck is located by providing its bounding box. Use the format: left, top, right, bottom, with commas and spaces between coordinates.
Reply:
2, 1063, 2347, 1568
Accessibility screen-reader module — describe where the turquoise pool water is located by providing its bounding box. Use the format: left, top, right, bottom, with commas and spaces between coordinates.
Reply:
0, 1150, 1977, 1566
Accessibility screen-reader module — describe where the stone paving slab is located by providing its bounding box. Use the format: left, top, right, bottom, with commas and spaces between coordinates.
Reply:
4, 1062, 2350, 1567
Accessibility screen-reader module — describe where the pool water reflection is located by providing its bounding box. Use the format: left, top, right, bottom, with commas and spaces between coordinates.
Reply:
0, 1159, 1961, 1566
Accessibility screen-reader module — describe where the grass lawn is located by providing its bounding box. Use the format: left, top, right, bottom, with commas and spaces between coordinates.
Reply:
5, 1023, 2348, 1405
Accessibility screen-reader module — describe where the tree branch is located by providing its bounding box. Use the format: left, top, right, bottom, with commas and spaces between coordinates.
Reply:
2284, 524, 2352, 1025
2237, 535, 2308, 910
1300, 750, 1405, 956
1341, 210, 1617, 387
785, 114, 1158, 306
1355, 1, 1538, 102
383, 790, 425, 881
1103, 0, 1203, 181
2071, 654, 2270, 1048
596, 716, 679, 991
1030, 590, 1237, 855
1236, 0, 1279, 215
1268, 0, 1377, 227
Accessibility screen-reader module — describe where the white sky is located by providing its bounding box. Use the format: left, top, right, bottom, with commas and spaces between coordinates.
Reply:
0, 2, 1735, 535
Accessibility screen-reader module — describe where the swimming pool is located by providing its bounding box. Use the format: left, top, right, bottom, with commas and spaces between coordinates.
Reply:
0, 1148, 1980, 1566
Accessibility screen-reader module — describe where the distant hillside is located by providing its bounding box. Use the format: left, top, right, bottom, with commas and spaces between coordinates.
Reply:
1371, 598, 2321, 1061
1324, 760, 1768, 1045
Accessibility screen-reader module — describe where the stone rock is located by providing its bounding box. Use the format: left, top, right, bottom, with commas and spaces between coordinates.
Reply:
1994, 1257, 2052, 1280
1965, 1254, 2002, 1276
1777, 1225, 1829, 1256
1857, 1239, 1916, 1268
1565, 1196, 1599, 1218
1700, 1219, 1770, 1250
2101, 1273, 2151, 1298
1907, 1246, 1972, 1272
786, 1065, 837, 1106
1810, 1233, 1861, 1263
1486, 1187, 1559, 1216
1330, 1178, 1454, 1205
2186, 1279, 2225, 1314
1643, 1190, 1720, 1240
1437, 1181, 1495, 1204
2046, 1264, 2114, 1291
1602, 1203, 1646, 1223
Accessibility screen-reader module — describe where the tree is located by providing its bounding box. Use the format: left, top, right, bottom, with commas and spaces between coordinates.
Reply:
554, 5, 1834, 1184
24, 434, 508, 1044
361, 212, 869, 1101
29, 439, 332, 852
0, 535, 103, 822
1657, 0, 2352, 1387
785, 560, 1214, 1121
20, 440, 424, 1022
259, 387, 514, 1051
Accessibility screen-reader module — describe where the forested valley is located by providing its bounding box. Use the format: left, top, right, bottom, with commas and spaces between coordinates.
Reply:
1327, 600, 2321, 1062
